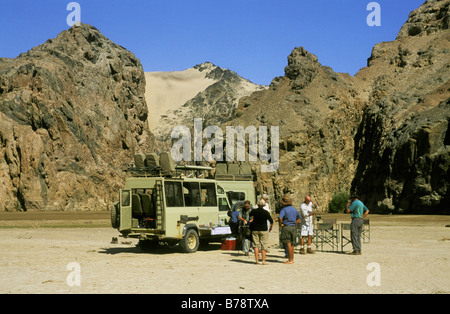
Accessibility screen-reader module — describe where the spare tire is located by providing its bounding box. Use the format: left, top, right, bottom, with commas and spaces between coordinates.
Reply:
110, 201, 120, 229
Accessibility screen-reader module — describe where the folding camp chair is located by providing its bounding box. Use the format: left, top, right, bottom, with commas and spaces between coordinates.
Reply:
362, 219, 370, 243
313, 219, 339, 252
340, 223, 352, 252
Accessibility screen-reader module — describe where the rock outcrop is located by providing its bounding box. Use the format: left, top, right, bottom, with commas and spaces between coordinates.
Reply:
0, 24, 155, 211
225, 0, 450, 213
228, 47, 364, 210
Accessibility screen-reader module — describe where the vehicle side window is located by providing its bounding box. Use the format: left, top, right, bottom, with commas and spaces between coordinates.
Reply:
230, 191, 245, 203
164, 181, 184, 207
121, 190, 130, 207
200, 183, 217, 206
183, 182, 201, 206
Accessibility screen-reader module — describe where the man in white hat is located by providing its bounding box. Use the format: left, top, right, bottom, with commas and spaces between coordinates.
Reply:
300, 195, 318, 254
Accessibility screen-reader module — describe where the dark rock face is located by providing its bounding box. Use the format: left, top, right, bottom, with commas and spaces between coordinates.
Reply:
353, 100, 450, 213
0, 24, 155, 211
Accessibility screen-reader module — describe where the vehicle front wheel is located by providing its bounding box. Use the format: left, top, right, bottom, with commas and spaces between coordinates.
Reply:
180, 229, 199, 253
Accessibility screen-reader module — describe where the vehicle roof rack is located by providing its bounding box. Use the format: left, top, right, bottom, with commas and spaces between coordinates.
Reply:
127, 153, 214, 179
127, 153, 253, 181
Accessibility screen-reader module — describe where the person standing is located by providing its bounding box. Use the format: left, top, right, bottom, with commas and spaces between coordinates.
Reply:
228, 205, 240, 236
262, 194, 271, 253
249, 198, 273, 265
345, 195, 369, 255
299, 195, 318, 254
262, 194, 270, 213
238, 200, 253, 256
278, 196, 301, 264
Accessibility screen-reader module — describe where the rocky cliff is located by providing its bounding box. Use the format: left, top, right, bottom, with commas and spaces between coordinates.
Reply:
351, 0, 450, 213
227, 0, 450, 213
0, 24, 155, 211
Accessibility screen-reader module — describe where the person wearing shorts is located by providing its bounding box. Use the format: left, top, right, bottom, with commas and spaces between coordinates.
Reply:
278, 196, 301, 264
300, 195, 318, 254
249, 198, 273, 265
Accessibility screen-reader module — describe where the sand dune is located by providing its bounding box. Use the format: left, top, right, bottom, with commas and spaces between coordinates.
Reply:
145, 67, 217, 132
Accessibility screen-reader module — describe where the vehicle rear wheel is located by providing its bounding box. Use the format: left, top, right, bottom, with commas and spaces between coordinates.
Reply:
180, 229, 199, 253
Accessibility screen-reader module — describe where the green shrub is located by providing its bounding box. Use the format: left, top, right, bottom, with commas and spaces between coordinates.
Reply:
328, 191, 349, 213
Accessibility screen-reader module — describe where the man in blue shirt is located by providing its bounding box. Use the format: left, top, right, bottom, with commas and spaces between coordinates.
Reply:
345, 195, 369, 255
278, 196, 301, 264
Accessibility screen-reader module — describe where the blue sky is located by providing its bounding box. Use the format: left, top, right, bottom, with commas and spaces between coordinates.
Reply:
0, 0, 425, 85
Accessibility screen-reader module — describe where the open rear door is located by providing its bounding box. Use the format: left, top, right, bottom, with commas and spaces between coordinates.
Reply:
119, 189, 132, 232
218, 196, 231, 224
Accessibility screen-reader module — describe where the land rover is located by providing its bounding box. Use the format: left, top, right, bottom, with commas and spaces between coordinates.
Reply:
110, 152, 256, 253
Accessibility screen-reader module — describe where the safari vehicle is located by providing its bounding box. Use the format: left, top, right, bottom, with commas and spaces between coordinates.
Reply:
110, 152, 256, 253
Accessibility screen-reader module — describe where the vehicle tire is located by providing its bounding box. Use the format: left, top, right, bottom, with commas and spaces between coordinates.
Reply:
110, 202, 120, 229
180, 228, 199, 253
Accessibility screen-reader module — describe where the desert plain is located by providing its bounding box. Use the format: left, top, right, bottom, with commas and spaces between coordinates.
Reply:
0, 211, 449, 294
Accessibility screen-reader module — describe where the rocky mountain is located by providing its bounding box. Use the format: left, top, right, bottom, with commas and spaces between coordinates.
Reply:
0, 24, 155, 211
1, 0, 448, 214
145, 62, 267, 145
228, 0, 450, 213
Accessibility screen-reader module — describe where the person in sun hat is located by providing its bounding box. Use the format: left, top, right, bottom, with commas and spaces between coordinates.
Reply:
278, 196, 301, 264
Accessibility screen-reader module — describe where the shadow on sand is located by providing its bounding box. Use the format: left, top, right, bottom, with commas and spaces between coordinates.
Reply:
98, 242, 224, 255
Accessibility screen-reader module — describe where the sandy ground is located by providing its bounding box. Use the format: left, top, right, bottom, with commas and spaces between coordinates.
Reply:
0, 212, 449, 294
